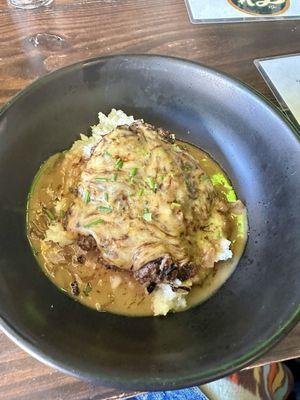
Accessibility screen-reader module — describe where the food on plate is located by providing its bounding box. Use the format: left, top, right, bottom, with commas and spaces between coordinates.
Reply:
27, 109, 247, 316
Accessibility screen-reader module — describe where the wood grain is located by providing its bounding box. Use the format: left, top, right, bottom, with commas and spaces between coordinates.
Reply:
0, 334, 142, 399
0, 0, 299, 398
250, 324, 300, 368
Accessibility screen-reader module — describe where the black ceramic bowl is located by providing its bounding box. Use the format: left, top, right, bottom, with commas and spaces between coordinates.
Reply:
0, 55, 299, 391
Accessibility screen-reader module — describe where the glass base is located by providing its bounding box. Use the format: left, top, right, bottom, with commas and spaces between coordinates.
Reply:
8, 0, 53, 9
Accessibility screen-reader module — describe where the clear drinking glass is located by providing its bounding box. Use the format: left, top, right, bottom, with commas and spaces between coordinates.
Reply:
8, 0, 53, 9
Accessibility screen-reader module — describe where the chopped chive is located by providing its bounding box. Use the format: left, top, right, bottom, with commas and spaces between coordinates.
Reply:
95, 177, 109, 183
84, 218, 104, 228
184, 165, 192, 172
83, 190, 91, 204
146, 177, 158, 192
83, 282, 92, 296
104, 192, 109, 202
104, 150, 112, 157
172, 202, 181, 208
97, 206, 113, 213
138, 188, 144, 197
44, 208, 55, 221
60, 209, 66, 219
143, 212, 152, 222
200, 175, 209, 182
184, 177, 193, 192
115, 158, 124, 170
129, 167, 138, 177
111, 173, 117, 182
227, 190, 237, 203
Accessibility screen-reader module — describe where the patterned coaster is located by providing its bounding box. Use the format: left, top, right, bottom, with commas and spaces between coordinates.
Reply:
185, 0, 300, 23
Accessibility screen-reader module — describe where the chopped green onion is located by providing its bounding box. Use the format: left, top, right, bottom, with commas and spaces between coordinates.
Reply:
83, 190, 91, 204
44, 208, 55, 221
115, 158, 124, 170
226, 191, 237, 202
138, 188, 145, 197
146, 177, 158, 192
184, 165, 192, 172
104, 150, 112, 157
60, 210, 66, 219
129, 167, 138, 177
143, 212, 152, 222
210, 173, 237, 202
172, 202, 181, 208
111, 173, 117, 182
95, 177, 109, 183
83, 282, 92, 296
200, 175, 209, 182
184, 177, 193, 192
104, 192, 109, 202
84, 218, 104, 228
97, 206, 113, 213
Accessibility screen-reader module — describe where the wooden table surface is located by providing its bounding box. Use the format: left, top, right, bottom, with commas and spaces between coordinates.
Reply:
0, 0, 299, 398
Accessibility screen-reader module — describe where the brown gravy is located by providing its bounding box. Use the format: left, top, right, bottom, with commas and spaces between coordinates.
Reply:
27, 141, 247, 317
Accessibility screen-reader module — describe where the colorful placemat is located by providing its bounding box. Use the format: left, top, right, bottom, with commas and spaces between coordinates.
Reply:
131, 362, 293, 399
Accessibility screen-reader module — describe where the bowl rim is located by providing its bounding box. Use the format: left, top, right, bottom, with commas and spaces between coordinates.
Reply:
0, 54, 299, 391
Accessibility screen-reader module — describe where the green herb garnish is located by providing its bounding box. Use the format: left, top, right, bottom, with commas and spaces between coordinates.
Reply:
171, 202, 181, 208
60, 210, 66, 219
83, 282, 92, 296
84, 218, 104, 228
138, 188, 145, 197
210, 173, 237, 202
146, 177, 158, 192
97, 206, 113, 213
83, 190, 91, 204
115, 158, 124, 170
104, 150, 112, 157
95, 177, 109, 183
111, 173, 117, 182
129, 167, 138, 177
184, 165, 192, 172
143, 212, 152, 222
104, 192, 109, 202
44, 208, 55, 221
184, 177, 193, 192
200, 175, 209, 182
